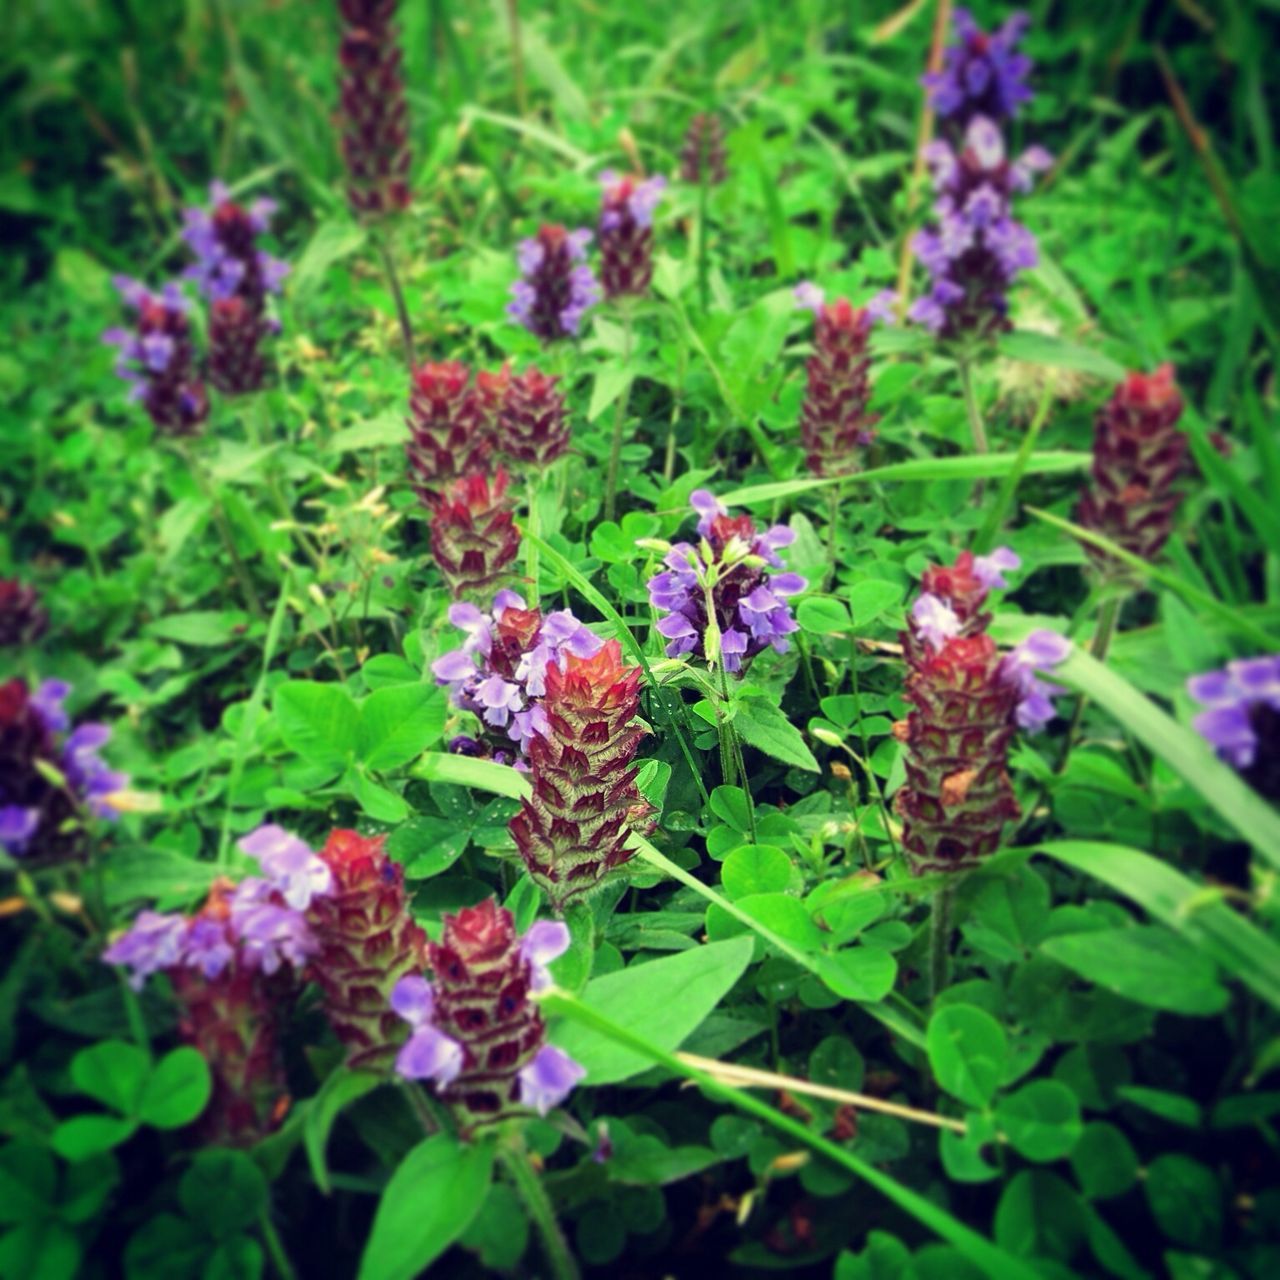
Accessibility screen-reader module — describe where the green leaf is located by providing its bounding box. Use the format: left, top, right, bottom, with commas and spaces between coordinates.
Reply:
0, 1221, 81, 1280
721, 845, 793, 899
1039, 926, 1229, 1016
1070, 1123, 1139, 1200
0, 1144, 56, 1221
995, 1081, 1083, 1162
927, 1005, 1009, 1109
587, 366, 636, 422
996, 330, 1126, 381
124, 1213, 207, 1280
275, 682, 360, 770
291, 219, 367, 304
206, 1236, 264, 1280
706, 893, 826, 950
814, 948, 899, 1002
348, 769, 410, 823
325, 411, 407, 454
69, 1040, 150, 1115
50, 1115, 138, 1162
304, 1068, 382, 1196
179, 1150, 267, 1237
734, 696, 819, 771
144, 611, 252, 648
847, 579, 904, 627
357, 1134, 495, 1280
358, 683, 445, 771
411, 752, 528, 799
551, 938, 754, 1085
1144, 1155, 1222, 1250
387, 815, 470, 879
137, 1047, 212, 1129
795, 597, 851, 634
1116, 1086, 1202, 1129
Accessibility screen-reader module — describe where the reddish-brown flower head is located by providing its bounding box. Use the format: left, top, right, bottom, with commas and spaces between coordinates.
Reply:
509, 641, 654, 911
678, 113, 728, 186
498, 367, 569, 468
428, 470, 521, 603
798, 297, 879, 477
0, 580, 48, 648
405, 361, 495, 499
598, 174, 666, 300
1076, 364, 1187, 577
337, 0, 412, 218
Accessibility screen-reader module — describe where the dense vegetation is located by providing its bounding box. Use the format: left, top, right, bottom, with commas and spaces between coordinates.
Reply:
2, 1, 1279, 1277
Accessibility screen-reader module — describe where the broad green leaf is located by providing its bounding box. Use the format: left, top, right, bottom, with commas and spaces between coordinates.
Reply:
1144, 1155, 1222, 1250
0, 1144, 55, 1221
1070, 1123, 1139, 1200
795, 596, 851, 634
144, 611, 253, 647
50, 1115, 138, 1162
138, 1048, 212, 1129
69, 1040, 150, 1116
814, 948, 898, 1002
927, 1005, 1009, 1109
995, 1081, 1083, 1162
706, 893, 825, 950
358, 683, 445, 770
411, 752, 529, 799
734, 696, 819, 771
304, 1068, 383, 1195
0, 1221, 81, 1280
357, 1134, 495, 1280
275, 682, 360, 770
721, 845, 793, 899
996, 330, 1126, 381
291, 219, 367, 304
847, 579, 904, 627
179, 1150, 267, 1237
551, 938, 754, 1084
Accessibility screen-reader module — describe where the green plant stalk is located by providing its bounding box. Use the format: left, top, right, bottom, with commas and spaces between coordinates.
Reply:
927, 878, 957, 1003
497, 1140, 579, 1280
374, 231, 416, 371
525, 471, 541, 601
1056, 592, 1124, 776
540, 988, 1038, 1280
258, 1208, 298, 1280
603, 304, 635, 522
824, 482, 843, 590
696, 154, 710, 314
973, 381, 1054, 554
957, 358, 990, 503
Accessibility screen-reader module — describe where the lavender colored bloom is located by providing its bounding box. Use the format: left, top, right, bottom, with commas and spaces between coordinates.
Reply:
389, 974, 464, 1086
794, 281, 826, 314
235, 896, 320, 976
599, 171, 667, 231
240, 824, 333, 910
182, 183, 288, 305
519, 919, 571, 992
1001, 629, 1072, 732
922, 8, 1034, 127
911, 593, 963, 651
517, 1044, 586, 1115
102, 911, 189, 990
508, 224, 601, 341
0, 806, 39, 856
1189, 654, 1280, 772
973, 546, 1021, 590
32, 679, 71, 733
183, 917, 236, 980
390, 974, 435, 1025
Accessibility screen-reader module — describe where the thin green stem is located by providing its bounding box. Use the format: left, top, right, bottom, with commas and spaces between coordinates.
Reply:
603, 306, 635, 522
957, 359, 990, 505
525, 470, 541, 601
927, 878, 958, 1004
498, 1140, 579, 1280
1056, 593, 1124, 777
825, 482, 843, 590
257, 1208, 298, 1280
374, 231, 416, 371
696, 160, 710, 314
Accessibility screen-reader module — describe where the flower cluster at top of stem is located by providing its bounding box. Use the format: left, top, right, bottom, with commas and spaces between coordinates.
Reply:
678, 113, 728, 186
406, 361, 505, 497
0, 579, 48, 648
648, 491, 805, 673
432, 589, 603, 764
599, 172, 667, 300
1188, 655, 1280, 802
896, 549, 1070, 873
509, 640, 655, 912
182, 182, 288, 395
429, 469, 522, 603
102, 278, 209, 436
907, 10, 1048, 341
508, 225, 600, 341
102, 826, 332, 1141
392, 898, 584, 1128
794, 283, 885, 478
1075, 364, 1187, 577
336, 0, 412, 219
0, 678, 128, 862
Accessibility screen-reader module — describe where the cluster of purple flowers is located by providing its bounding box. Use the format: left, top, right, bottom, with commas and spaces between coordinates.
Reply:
598, 171, 667, 234
0, 678, 128, 858
508, 225, 600, 340
1189, 656, 1280, 771
102, 825, 332, 989
648, 491, 805, 674
432, 590, 603, 760
181, 182, 289, 315
922, 9, 1034, 125
907, 547, 1070, 731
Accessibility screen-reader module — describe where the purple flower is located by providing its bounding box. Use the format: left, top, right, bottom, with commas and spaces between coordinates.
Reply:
508, 224, 601, 341
922, 8, 1034, 126
517, 1044, 586, 1116
389, 974, 464, 1086
1189, 654, 1280, 770
0, 806, 39, 856
182, 183, 288, 305
1002, 629, 1072, 732
183, 917, 236, 980
240, 824, 333, 910
519, 919, 571, 992
103, 911, 189, 990
794, 281, 826, 314
911, 593, 962, 651
973, 546, 1021, 590
31, 679, 71, 734
235, 897, 320, 975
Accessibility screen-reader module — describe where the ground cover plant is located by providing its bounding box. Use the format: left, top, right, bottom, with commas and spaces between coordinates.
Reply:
3, 0, 1280, 1276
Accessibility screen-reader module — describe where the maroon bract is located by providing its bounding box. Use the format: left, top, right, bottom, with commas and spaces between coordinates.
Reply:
598, 173, 666, 300
428, 470, 521, 603
798, 296, 879, 477
499, 367, 569, 467
405, 361, 495, 498
305, 830, 427, 1072
0, 580, 48, 648
507, 225, 598, 341
510, 641, 654, 911
209, 297, 264, 396
337, 0, 411, 218
1075, 364, 1187, 576
678, 113, 728, 186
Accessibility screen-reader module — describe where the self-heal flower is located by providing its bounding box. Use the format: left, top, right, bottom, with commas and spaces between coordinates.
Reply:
922, 9, 1034, 127
103, 277, 208, 435
1002, 630, 1072, 733
0, 579, 48, 648
1189, 655, 1280, 802
102, 911, 189, 990
239, 824, 334, 910
678, 113, 728, 185
428, 468, 521, 602
405, 362, 498, 499
599, 172, 666, 299
392, 899, 584, 1129
498, 366, 571, 467
647, 491, 806, 674
508, 225, 599, 340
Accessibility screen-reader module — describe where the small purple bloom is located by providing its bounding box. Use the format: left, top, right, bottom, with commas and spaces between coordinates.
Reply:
519, 920, 571, 992
32, 679, 71, 734
182, 917, 235, 980
390, 974, 436, 1026
794, 281, 826, 314
911, 593, 962, 651
396, 1025, 466, 1086
0, 806, 39, 856
517, 1044, 586, 1116
103, 911, 189, 990
972, 546, 1021, 590
239, 824, 333, 910
1002, 629, 1072, 732
1188, 654, 1280, 770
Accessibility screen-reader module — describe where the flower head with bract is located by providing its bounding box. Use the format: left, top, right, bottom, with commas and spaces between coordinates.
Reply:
922, 8, 1034, 127
508, 225, 599, 341
598, 172, 666, 299
1189, 655, 1280, 803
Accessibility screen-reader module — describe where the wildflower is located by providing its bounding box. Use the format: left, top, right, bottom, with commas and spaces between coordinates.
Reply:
895, 550, 1068, 873
337, 0, 412, 218
1189, 655, 1280, 802
922, 9, 1034, 128
405, 361, 495, 499
507, 225, 599, 340
0, 678, 128, 861
498, 366, 570, 467
647, 491, 806, 673
102, 277, 209, 435
509, 642, 654, 911
392, 898, 584, 1127
428, 469, 521, 602
598, 172, 666, 299
678, 113, 727, 185
432, 591, 603, 763
794, 284, 880, 477
182, 182, 288, 394
0, 580, 48, 648
305, 829, 428, 1071
1075, 364, 1187, 576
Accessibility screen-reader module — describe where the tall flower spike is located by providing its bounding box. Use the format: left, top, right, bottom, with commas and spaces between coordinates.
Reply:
429, 469, 521, 603
392, 899, 584, 1129
922, 9, 1034, 128
647, 491, 806, 674
678, 113, 728, 186
508, 225, 599, 341
894, 551, 1069, 874
1189, 655, 1280, 803
0, 580, 48, 648
1075, 365, 1187, 576
598, 172, 666, 300
509, 641, 655, 912
405, 362, 494, 499
102, 277, 209, 436
794, 284, 881, 477
182, 183, 288, 395
498, 367, 570, 468
337, 0, 412, 218
305, 829, 428, 1071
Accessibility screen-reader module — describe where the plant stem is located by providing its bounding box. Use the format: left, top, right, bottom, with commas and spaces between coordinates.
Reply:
1056, 593, 1123, 776
258, 1209, 298, 1280
525, 470, 541, 601
927, 878, 957, 1004
958, 359, 991, 504
498, 1140, 579, 1280
696, 157, 710, 314
375, 231, 416, 371
506, 0, 527, 116
825, 482, 843, 589
973, 381, 1053, 554
603, 305, 635, 522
